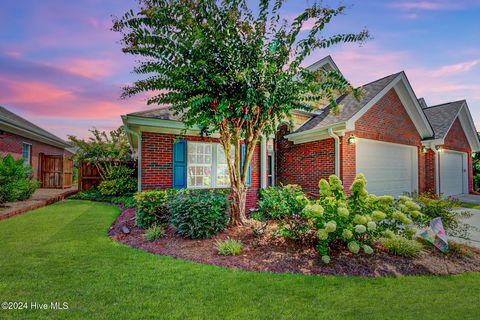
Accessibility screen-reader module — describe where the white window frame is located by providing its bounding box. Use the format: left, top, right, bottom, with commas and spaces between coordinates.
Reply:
187, 141, 232, 189
22, 143, 32, 165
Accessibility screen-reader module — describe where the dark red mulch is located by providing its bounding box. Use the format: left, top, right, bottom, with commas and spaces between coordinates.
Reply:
108, 206, 480, 277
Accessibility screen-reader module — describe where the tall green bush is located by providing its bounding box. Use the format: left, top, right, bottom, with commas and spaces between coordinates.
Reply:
98, 165, 137, 196
257, 185, 310, 241
170, 189, 229, 239
0, 154, 39, 204
134, 190, 171, 228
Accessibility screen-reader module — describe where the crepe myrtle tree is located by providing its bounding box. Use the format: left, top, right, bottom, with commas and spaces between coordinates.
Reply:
113, 0, 369, 225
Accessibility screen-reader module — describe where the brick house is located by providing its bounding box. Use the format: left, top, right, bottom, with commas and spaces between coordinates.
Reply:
122, 56, 480, 207
0, 106, 72, 182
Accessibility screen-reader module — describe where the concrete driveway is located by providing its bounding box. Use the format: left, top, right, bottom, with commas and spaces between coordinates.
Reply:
452, 206, 480, 248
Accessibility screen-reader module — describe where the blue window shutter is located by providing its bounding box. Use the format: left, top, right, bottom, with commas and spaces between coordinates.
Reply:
240, 144, 252, 187
173, 140, 187, 188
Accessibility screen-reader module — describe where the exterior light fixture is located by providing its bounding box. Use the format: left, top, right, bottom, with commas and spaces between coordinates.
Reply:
347, 135, 355, 145
436, 146, 443, 153
472, 152, 477, 158
422, 146, 427, 153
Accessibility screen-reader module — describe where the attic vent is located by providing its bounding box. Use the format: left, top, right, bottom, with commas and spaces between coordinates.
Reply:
418, 98, 428, 109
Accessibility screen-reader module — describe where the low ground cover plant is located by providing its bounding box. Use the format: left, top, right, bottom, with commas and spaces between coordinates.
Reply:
256, 174, 464, 263
70, 189, 136, 208
0, 154, 39, 204
144, 224, 165, 242
215, 238, 242, 256
412, 192, 474, 239
381, 235, 424, 257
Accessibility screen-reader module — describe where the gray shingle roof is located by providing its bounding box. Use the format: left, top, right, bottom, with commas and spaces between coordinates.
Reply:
294, 72, 402, 133
422, 100, 464, 139
0, 106, 68, 146
127, 106, 181, 121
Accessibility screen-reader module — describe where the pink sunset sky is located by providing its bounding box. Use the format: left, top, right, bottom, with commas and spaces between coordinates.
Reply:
1, 0, 479, 139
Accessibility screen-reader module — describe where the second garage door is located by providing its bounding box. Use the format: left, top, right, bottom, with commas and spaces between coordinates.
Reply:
356, 138, 418, 197
440, 151, 466, 196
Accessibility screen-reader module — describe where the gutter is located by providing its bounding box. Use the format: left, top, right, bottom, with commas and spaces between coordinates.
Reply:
124, 126, 142, 192
328, 128, 341, 177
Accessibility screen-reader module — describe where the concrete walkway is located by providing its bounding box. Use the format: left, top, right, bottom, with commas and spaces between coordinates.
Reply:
454, 193, 480, 204
0, 187, 78, 221
451, 207, 480, 248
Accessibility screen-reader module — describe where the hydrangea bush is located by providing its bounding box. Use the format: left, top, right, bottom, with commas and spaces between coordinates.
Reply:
257, 174, 427, 262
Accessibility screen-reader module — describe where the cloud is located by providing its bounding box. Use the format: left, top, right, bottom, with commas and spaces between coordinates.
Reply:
0, 53, 149, 138
430, 60, 480, 77
392, 1, 464, 10
57, 57, 118, 79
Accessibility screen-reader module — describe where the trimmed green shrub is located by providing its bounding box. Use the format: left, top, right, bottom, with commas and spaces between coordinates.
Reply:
69, 189, 136, 208
170, 189, 229, 239
215, 238, 242, 256
144, 224, 165, 241
0, 154, 39, 204
413, 193, 473, 239
257, 185, 310, 240
381, 235, 423, 257
134, 190, 171, 228
98, 165, 137, 196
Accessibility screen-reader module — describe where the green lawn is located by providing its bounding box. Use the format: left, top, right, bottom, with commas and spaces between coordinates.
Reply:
0, 201, 479, 319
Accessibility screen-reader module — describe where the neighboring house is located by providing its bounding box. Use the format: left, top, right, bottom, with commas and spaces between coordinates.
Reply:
0, 106, 72, 188
123, 56, 480, 207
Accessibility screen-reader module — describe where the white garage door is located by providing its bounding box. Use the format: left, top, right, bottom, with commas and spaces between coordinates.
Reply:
440, 151, 466, 196
356, 138, 418, 197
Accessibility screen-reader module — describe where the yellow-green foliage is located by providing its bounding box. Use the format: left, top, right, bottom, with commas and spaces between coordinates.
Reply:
215, 238, 242, 256
381, 236, 423, 257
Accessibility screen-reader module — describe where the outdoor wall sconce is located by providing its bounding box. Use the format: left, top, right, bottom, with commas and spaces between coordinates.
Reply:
347, 135, 355, 145
422, 146, 427, 153
436, 146, 443, 152
472, 152, 477, 158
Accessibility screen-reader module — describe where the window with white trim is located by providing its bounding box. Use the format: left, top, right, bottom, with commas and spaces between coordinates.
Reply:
187, 142, 232, 188
22, 143, 32, 165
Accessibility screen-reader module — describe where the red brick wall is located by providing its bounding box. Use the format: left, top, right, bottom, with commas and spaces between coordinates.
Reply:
0, 131, 65, 177
442, 119, 470, 153
141, 131, 260, 208
355, 89, 422, 145
425, 149, 436, 193
340, 132, 356, 193
276, 124, 335, 194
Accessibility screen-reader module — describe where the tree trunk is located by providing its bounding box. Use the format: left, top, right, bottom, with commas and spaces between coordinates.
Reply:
229, 182, 247, 225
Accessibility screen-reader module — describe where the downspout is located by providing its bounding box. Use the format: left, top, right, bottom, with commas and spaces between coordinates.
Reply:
125, 127, 142, 192
328, 128, 341, 177
431, 144, 440, 195
260, 136, 267, 189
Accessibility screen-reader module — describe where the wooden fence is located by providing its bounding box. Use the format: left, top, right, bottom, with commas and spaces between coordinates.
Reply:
39, 155, 74, 189
77, 161, 137, 191
78, 161, 102, 191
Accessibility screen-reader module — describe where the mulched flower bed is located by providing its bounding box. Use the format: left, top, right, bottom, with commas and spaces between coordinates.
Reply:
109, 206, 480, 277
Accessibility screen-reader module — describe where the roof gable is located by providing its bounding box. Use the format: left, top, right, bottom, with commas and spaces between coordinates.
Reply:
291, 72, 434, 140
422, 100, 480, 152
306, 55, 343, 77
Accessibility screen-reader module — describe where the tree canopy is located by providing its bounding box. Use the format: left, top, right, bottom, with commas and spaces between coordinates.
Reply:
113, 0, 369, 223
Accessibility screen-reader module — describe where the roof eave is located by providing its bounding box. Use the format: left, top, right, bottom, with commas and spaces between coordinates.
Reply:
0, 120, 69, 149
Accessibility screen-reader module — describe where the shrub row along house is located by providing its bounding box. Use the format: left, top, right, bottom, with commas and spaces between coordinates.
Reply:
0, 106, 73, 188
122, 56, 480, 207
